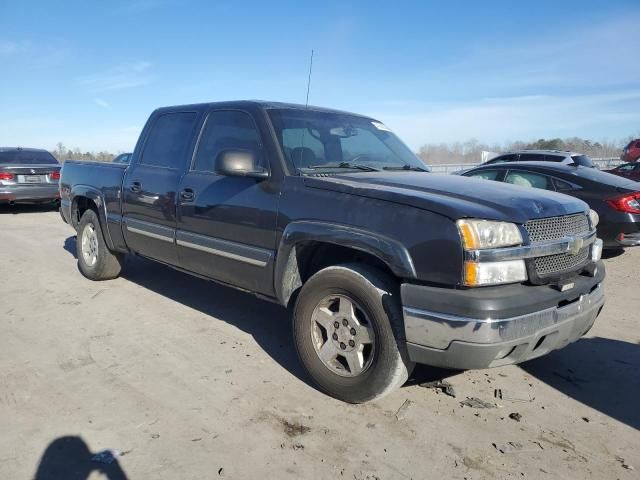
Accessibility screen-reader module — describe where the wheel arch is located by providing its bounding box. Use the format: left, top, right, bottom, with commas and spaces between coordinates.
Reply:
274, 221, 416, 307
70, 186, 115, 250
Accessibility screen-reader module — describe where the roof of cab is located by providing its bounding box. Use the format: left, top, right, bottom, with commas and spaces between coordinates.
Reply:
153, 100, 374, 119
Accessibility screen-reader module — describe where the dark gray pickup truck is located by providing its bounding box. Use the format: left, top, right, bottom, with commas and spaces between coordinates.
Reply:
60, 101, 605, 403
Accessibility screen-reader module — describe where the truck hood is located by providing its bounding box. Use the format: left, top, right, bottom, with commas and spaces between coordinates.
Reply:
303, 172, 588, 223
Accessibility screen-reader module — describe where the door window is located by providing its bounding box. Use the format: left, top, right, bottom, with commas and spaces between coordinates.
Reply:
140, 112, 198, 169
518, 153, 545, 162
486, 154, 517, 164
553, 178, 576, 192
466, 170, 501, 181
193, 110, 262, 172
505, 171, 552, 190
281, 128, 326, 167
544, 155, 566, 162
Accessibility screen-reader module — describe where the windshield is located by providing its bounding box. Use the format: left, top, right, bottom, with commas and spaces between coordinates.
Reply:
0, 150, 58, 165
570, 155, 594, 168
268, 109, 426, 173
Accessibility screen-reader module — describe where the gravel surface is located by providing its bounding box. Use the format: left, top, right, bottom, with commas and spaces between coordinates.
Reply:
1, 205, 638, 479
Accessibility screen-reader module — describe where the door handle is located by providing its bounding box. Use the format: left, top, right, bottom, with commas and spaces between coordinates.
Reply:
180, 188, 194, 201
130, 181, 141, 193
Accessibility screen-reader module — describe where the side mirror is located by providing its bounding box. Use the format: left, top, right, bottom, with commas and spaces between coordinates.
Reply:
215, 149, 269, 179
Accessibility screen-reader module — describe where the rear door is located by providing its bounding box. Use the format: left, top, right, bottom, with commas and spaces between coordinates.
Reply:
122, 111, 200, 265
175, 108, 279, 295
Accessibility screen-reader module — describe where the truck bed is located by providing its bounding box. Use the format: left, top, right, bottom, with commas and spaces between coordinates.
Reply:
59, 160, 128, 229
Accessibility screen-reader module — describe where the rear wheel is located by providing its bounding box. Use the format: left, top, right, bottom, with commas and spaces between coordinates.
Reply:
293, 264, 413, 403
77, 209, 124, 280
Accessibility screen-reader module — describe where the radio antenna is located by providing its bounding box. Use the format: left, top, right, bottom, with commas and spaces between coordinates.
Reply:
305, 49, 314, 109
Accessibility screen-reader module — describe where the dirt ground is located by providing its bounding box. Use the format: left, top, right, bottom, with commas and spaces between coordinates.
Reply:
1, 205, 638, 480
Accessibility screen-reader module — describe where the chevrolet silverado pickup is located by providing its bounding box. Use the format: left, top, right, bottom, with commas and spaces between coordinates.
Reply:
59, 101, 605, 403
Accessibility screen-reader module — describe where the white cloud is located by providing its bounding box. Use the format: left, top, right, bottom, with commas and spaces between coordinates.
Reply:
94, 98, 111, 109
78, 61, 153, 92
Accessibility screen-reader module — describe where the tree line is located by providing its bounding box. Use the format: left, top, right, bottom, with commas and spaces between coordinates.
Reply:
51, 142, 118, 163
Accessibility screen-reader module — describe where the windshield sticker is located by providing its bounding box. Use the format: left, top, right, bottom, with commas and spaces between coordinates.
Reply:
371, 121, 392, 132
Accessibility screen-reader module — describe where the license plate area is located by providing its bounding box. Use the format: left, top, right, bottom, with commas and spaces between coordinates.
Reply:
23, 175, 43, 183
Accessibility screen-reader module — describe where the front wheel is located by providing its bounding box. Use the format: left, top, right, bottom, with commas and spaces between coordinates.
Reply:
293, 264, 413, 403
77, 209, 124, 280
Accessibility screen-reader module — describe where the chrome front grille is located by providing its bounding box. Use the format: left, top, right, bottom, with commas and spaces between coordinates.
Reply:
533, 246, 590, 275
525, 214, 590, 242
524, 214, 591, 277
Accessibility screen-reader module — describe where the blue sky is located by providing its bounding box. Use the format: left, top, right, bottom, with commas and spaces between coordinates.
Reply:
1, 0, 639, 152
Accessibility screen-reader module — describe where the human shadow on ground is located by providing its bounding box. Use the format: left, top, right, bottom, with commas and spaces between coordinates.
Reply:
33, 436, 128, 480
521, 336, 640, 430
63, 236, 308, 385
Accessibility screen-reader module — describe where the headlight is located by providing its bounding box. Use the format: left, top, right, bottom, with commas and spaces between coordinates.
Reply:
464, 260, 527, 286
588, 209, 599, 229
457, 219, 523, 250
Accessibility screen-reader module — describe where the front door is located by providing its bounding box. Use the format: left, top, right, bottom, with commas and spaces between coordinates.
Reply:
122, 111, 200, 265
175, 109, 279, 296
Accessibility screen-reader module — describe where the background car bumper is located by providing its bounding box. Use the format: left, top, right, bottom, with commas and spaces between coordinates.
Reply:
0, 184, 60, 203
598, 213, 640, 247
401, 264, 605, 369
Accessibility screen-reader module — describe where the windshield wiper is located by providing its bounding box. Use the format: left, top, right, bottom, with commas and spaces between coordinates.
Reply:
307, 162, 381, 172
382, 165, 429, 172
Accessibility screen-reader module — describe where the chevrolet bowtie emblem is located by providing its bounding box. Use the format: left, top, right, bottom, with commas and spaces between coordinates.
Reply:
567, 236, 584, 255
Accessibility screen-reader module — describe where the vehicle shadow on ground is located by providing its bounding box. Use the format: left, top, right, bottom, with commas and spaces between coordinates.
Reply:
63, 236, 310, 386
0, 203, 59, 214
602, 248, 625, 259
33, 436, 129, 480
521, 336, 640, 430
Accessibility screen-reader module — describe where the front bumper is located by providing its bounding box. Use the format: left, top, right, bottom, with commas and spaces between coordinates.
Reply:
0, 184, 60, 203
402, 263, 605, 369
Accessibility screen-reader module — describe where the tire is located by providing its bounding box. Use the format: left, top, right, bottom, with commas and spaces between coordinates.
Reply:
77, 209, 124, 280
293, 263, 414, 403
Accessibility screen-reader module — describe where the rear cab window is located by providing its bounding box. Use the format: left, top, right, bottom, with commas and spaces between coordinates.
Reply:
140, 112, 199, 169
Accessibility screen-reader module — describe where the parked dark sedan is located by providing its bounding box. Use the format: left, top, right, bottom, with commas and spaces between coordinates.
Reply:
0, 147, 61, 205
461, 161, 640, 248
